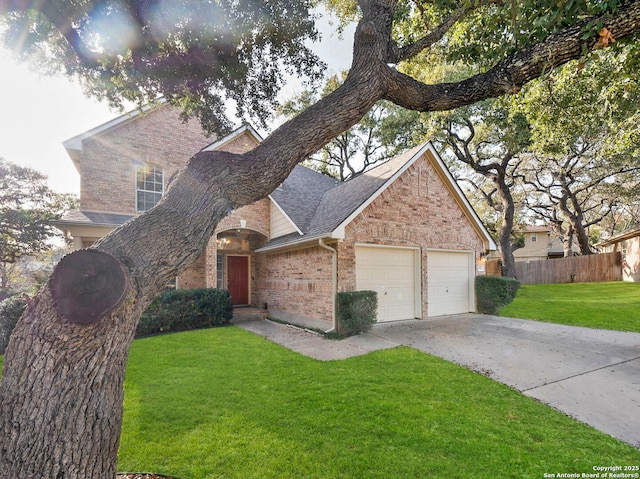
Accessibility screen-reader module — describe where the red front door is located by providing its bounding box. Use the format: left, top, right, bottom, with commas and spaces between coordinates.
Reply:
227, 255, 249, 305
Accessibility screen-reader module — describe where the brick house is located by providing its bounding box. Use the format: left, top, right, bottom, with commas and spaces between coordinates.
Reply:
55, 103, 496, 331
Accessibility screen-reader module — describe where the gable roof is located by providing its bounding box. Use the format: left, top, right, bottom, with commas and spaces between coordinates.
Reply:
58, 108, 495, 253
269, 165, 339, 232
596, 224, 640, 247
259, 142, 497, 252
54, 210, 135, 228
201, 124, 263, 151
62, 100, 167, 170
307, 145, 422, 238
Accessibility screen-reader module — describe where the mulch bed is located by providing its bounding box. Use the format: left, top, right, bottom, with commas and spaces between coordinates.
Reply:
118, 474, 179, 479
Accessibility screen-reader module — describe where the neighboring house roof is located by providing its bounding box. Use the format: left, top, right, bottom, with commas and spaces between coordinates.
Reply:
596, 224, 640, 247
260, 142, 497, 252
521, 226, 551, 233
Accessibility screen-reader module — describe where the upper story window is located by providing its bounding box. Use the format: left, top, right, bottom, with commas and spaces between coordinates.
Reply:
531, 234, 537, 243
136, 162, 164, 212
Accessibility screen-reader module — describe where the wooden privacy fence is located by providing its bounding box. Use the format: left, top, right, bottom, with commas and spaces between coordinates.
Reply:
514, 252, 622, 285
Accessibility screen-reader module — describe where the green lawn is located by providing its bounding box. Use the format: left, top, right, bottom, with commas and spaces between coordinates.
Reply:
499, 281, 640, 332
118, 327, 640, 478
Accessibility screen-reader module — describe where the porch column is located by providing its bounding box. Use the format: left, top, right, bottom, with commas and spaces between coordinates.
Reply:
205, 236, 218, 288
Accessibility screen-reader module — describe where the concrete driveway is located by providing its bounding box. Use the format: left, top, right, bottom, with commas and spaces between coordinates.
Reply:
238, 313, 640, 448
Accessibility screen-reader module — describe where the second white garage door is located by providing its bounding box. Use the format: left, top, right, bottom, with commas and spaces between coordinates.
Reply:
355, 246, 419, 322
427, 250, 473, 317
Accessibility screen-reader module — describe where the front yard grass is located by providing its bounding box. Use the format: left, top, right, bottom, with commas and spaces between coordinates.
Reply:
118, 327, 640, 478
499, 281, 640, 332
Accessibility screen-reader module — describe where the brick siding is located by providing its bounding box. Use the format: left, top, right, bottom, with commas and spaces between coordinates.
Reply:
78, 105, 213, 213
72, 107, 485, 324
74, 108, 268, 291
253, 152, 485, 326
343, 155, 484, 319
254, 246, 334, 327
177, 254, 207, 289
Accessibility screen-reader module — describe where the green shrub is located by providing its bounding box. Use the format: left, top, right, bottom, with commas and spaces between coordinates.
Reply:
337, 290, 378, 336
0, 295, 27, 354
0, 288, 17, 302
476, 276, 521, 315
136, 288, 233, 337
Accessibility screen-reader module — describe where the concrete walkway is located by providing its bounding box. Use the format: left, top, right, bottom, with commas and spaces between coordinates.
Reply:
236, 314, 640, 448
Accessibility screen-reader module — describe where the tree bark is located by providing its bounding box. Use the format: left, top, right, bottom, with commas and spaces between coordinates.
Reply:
560, 205, 593, 255
2, 1, 640, 477
497, 179, 518, 279
563, 224, 576, 258
566, 194, 594, 256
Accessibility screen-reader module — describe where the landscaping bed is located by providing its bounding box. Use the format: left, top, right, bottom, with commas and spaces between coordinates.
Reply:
118, 474, 178, 479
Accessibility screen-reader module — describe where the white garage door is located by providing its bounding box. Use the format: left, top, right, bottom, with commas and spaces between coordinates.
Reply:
355, 246, 418, 322
427, 250, 473, 317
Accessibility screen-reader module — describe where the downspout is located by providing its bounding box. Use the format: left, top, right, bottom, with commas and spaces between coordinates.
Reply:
319, 238, 337, 333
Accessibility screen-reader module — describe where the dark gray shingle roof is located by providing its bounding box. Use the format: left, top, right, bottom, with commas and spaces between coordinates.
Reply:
55, 210, 134, 226
305, 146, 421, 236
269, 165, 339, 231
264, 145, 422, 249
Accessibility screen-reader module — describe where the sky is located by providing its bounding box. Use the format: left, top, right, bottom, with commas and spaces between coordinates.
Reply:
0, 13, 354, 195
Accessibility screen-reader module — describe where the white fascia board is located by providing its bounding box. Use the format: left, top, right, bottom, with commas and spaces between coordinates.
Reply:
268, 196, 303, 235
330, 142, 431, 238
605, 225, 640, 244
331, 227, 346, 239
330, 141, 497, 252
63, 100, 165, 152
201, 124, 263, 151
255, 234, 329, 253
427, 143, 497, 251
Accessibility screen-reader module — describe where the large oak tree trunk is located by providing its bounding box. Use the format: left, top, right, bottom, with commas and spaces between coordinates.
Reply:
0, 286, 140, 478
0, 51, 382, 478
1, 1, 639, 476
498, 182, 518, 279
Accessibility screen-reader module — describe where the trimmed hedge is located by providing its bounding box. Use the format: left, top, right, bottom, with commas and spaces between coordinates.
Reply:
0, 295, 27, 355
0, 288, 234, 353
337, 290, 378, 336
136, 288, 233, 337
475, 276, 521, 315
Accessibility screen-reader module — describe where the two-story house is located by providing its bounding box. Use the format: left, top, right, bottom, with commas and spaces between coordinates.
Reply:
54, 103, 496, 332
513, 226, 577, 262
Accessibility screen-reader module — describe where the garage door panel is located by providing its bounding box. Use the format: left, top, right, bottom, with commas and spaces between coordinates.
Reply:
427, 251, 472, 317
356, 246, 418, 322
387, 271, 412, 283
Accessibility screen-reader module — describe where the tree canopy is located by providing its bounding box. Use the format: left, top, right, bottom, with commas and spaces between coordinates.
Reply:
3, 0, 640, 137
516, 43, 640, 253
1, 0, 324, 134
2, 1, 640, 477
279, 73, 421, 180
0, 158, 76, 290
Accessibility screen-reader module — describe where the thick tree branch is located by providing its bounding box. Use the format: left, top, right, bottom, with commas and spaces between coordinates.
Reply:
3, 1, 640, 475
389, 5, 469, 63
382, 0, 640, 111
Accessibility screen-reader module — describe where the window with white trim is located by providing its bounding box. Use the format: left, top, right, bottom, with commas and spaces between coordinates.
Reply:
136, 162, 164, 212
